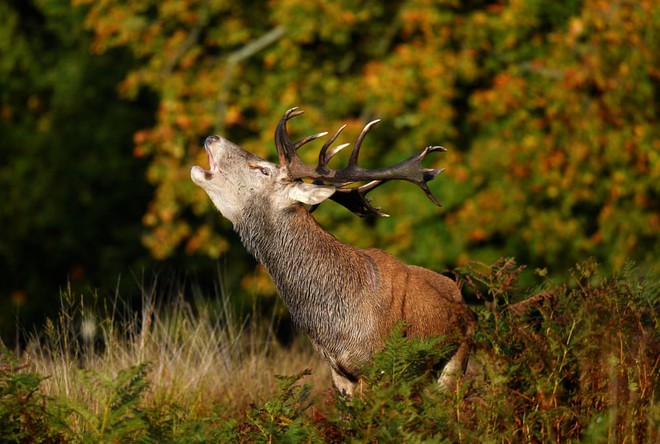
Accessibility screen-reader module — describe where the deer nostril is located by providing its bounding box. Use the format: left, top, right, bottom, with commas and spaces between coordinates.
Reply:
205, 135, 220, 146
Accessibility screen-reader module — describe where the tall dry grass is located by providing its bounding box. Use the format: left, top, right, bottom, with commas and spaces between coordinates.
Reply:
23, 279, 330, 424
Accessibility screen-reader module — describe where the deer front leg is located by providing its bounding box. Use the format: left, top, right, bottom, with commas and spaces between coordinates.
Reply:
330, 367, 356, 396
438, 339, 472, 391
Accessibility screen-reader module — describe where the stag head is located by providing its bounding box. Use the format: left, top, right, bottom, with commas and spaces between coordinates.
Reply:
190, 134, 334, 225
191, 108, 446, 223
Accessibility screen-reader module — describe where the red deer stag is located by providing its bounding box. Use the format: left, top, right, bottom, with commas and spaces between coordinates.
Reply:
191, 108, 474, 395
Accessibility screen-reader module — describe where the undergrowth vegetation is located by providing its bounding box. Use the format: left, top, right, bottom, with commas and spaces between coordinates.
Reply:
1, 259, 658, 442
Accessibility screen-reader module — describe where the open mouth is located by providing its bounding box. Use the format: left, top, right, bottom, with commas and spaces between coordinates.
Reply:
202, 144, 220, 178
191, 139, 221, 181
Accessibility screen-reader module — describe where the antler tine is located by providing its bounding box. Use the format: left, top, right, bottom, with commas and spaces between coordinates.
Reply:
275, 108, 329, 163
349, 119, 381, 167
332, 180, 389, 217
324, 143, 350, 164
388, 145, 447, 207
318, 124, 347, 171
294, 131, 328, 150
310, 180, 388, 217
418, 174, 444, 206
275, 107, 305, 164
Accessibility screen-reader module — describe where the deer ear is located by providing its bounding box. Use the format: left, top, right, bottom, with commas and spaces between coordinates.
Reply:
288, 182, 336, 205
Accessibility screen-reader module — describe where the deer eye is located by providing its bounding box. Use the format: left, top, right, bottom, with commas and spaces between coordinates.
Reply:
249, 164, 270, 176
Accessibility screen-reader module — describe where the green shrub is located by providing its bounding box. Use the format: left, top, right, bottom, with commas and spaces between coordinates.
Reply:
237, 369, 321, 443
0, 343, 67, 443
333, 328, 458, 443
457, 258, 659, 442
63, 363, 151, 443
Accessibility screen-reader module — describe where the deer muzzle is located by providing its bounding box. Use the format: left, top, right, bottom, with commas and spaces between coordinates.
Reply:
191, 136, 224, 183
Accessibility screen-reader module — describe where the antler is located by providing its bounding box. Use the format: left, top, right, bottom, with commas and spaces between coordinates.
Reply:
275, 107, 446, 217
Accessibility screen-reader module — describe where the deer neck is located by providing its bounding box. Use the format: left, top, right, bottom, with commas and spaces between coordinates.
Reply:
235, 202, 375, 330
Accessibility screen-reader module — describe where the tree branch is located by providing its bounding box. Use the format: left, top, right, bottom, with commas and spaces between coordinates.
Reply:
215, 26, 287, 133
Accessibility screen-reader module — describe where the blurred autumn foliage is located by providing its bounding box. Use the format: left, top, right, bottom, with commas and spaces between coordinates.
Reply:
1, 0, 658, 337
76, 0, 658, 272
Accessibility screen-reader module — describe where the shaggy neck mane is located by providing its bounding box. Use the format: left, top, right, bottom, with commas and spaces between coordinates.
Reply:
235, 201, 375, 336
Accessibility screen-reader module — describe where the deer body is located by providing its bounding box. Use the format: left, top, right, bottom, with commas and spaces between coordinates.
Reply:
192, 110, 474, 395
